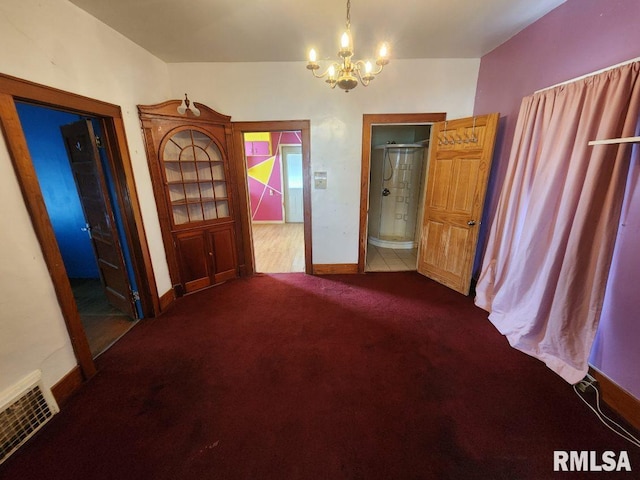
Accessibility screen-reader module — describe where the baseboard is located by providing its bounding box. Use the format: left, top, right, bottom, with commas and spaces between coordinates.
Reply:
590, 367, 640, 431
51, 366, 83, 407
313, 263, 359, 275
159, 288, 176, 313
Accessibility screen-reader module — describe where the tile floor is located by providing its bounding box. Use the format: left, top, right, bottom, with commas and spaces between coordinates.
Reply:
366, 243, 418, 272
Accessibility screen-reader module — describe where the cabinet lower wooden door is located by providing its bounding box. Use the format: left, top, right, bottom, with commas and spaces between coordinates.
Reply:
209, 227, 237, 283
175, 230, 211, 293
174, 225, 237, 294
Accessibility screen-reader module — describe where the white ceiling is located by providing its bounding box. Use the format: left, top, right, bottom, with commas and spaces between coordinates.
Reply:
68, 0, 566, 63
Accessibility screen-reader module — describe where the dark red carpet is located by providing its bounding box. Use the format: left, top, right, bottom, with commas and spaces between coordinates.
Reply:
1, 272, 638, 479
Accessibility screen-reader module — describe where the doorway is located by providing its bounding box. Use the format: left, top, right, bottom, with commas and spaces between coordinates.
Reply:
361, 112, 500, 295
0, 73, 159, 381
233, 122, 312, 276
358, 113, 446, 273
16, 102, 139, 357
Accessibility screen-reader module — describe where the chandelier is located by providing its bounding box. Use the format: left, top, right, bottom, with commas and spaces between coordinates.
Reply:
306, 0, 390, 92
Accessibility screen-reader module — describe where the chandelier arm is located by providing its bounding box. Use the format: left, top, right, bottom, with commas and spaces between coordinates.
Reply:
308, 63, 342, 79
372, 63, 385, 75
353, 59, 384, 76
352, 64, 371, 87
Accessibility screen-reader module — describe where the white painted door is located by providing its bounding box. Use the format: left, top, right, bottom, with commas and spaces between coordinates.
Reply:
282, 146, 304, 223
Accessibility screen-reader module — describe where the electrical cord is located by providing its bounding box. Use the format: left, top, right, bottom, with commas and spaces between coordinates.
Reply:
573, 381, 640, 448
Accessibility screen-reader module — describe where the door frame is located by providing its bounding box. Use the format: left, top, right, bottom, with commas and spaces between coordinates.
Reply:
0, 73, 159, 382
358, 113, 447, 273
232, 121, 312, 275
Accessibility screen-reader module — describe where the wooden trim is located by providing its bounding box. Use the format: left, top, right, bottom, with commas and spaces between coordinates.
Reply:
139, 123, 181, 287
0, 73, 121, 117
313, 263, 359, 275
224, 123, 246, 274
358, 113, 447, 273
159, 288, 176, 312
231, 120, 313, 275
101, 117, 159, 318
51, 366, 83, 407
301, 127, 313, 275
590, 368, 640, 431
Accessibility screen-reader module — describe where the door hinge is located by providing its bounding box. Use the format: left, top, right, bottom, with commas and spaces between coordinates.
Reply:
95, 136, 104, 148
131, 290, 140, 301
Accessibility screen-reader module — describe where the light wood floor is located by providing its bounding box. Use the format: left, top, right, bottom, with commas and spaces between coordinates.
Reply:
70, 278, 137, 358
252, 223, 305, 273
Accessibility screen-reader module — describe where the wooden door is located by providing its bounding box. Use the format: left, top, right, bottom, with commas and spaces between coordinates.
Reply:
209, 226, 238, 283
61, 120, 137, 316
417, 113, 499, 295
174, 230, 212, 294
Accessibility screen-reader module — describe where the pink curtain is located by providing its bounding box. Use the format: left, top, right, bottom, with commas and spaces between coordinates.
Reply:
475, 62, 640, 384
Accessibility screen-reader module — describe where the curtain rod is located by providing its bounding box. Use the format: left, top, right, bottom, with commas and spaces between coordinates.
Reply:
534, 56, 640, 93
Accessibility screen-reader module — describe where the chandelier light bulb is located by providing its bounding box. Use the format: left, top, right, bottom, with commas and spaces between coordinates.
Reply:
379, 43, 388, 59
309, 48, 317, 62
341, 32, 350, 49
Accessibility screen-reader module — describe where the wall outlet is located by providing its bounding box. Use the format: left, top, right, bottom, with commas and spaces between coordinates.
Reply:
576, 373, 598, 392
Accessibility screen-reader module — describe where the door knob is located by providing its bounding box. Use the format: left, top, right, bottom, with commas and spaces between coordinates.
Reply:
80, 223, 92, 238
467, 220, 476, 226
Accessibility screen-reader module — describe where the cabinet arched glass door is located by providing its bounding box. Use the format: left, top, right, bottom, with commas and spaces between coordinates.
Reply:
161, 129, 230, 226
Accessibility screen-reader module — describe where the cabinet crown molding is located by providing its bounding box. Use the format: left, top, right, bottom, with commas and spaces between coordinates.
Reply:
138, 99, 231, 124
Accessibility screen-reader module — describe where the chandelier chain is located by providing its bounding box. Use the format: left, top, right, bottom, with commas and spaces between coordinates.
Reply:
346, 0, 351, 29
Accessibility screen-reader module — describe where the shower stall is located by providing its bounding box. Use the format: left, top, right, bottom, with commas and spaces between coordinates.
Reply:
368, 144, 425, 249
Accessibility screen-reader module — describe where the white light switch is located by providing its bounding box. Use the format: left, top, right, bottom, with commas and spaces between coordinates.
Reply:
314, 171, 327, 189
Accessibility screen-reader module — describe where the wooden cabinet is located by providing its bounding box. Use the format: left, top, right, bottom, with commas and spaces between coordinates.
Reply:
138, 99, 242, 295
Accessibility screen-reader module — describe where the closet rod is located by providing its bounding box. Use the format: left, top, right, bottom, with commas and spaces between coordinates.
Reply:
588, 136, 640, 146
535, 56, 640, 94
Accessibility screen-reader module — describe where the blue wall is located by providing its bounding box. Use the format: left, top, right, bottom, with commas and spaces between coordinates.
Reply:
16, 103, 99, 278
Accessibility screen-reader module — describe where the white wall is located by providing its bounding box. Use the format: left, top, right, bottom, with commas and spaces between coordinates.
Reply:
0, 0, 172, 392
168, 58, 480, 263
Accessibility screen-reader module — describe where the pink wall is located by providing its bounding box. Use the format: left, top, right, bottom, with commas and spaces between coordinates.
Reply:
474, 0, 640, 397
246, 131, 302, 222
